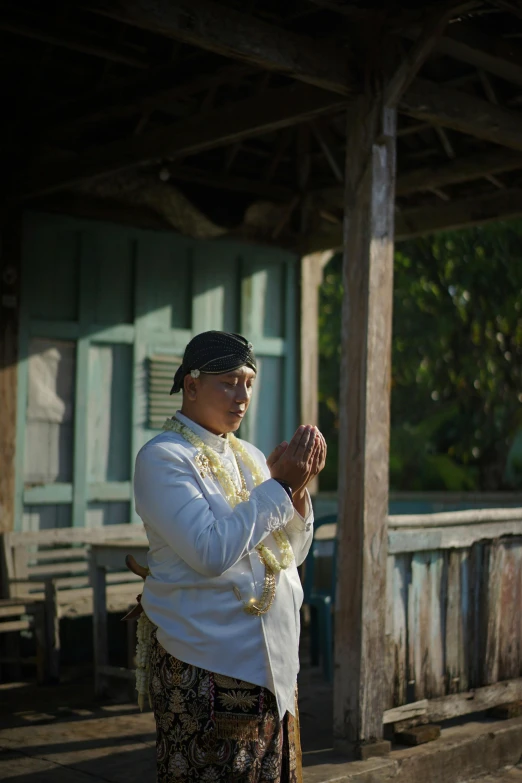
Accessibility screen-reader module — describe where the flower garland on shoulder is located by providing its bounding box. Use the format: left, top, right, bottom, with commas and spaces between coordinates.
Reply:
134, 416, 295, 710
162, 417, 294, 604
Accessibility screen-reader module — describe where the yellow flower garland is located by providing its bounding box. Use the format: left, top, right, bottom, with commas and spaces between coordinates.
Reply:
162, 417, 295, 608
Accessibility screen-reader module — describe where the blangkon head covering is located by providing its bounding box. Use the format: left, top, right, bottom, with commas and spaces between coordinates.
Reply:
170, 331, 257, 394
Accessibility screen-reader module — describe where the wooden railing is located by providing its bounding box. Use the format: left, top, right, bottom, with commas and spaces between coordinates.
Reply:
384, 508, 522, 724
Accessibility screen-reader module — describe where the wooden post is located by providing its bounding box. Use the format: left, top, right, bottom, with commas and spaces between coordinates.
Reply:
300, 250, 333, 494
44, 579, 61, 681
0, 213, 21, 534
333, 91, 397, 758
90, 550, 109, 696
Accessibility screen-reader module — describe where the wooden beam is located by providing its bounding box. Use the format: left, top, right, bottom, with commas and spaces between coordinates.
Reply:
83, 0, 354, 95
395, 187, 522, 238
167, 165, 295, 200
301, 186, 522, 252
384, 1, 460, 107
316, 149, 522, 204
0, 213, 21, 533
434, 23, 522, 88
18, 83, 346, 200
398, 148, 522, 194
400, 78, 522, 152
310, 120, 344, 183
0, 13, 149, 69
300, 251, 334, 494
46, 63, 253, 135
334, 91, 397, 757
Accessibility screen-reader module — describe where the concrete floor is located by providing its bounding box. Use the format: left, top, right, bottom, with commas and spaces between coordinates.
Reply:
1, 658, 521, 782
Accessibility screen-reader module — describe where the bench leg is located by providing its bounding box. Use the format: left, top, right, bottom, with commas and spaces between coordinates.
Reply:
33, 607, 46, 685
92, 563, 108, 697
44, 581, 60, 682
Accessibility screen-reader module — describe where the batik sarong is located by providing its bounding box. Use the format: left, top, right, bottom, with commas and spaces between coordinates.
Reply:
149, 631, 302, 782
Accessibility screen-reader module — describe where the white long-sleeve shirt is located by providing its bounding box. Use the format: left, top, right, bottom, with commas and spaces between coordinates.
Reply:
134, 412, 314, 718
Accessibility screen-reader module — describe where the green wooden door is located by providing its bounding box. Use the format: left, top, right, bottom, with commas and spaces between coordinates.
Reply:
15, 213, 298, 531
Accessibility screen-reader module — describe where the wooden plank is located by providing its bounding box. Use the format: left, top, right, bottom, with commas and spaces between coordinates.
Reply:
387, 553, 409, 708
44, 580, 60, 681
383, 699, 428, 725
391, 508, 522, 529
483, 541, 504, 685
396, 189, 522, 240
23, 484, 73, 505
9, 523, 142, 545
384, 1, 459, 108
303, 187, 522, 252
430, 23, 522, 88
0, 619, 32, 633
283, 261, 298, 443
497, 542, 521, 681
424, 677, 522, 723
445, 551, 463, 694
396, 150, 522, 196
20, 83, 347, 199
333, 91, 396, 755
410, 553, 431, 700
90, 553, 109, 696
31, 547, 89, 562
389, 521, 522, 554
0, 213, 21, 534
300, 251, 332, 493
87, 482, 132, 502
400, 78, 522, 152
427, 552, 445, 698
84, 0, 353, 95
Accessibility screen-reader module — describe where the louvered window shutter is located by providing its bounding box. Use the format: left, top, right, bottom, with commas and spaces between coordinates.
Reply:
148, 354, 182, 429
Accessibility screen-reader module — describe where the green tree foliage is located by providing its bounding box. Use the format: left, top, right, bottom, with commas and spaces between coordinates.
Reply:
318, 221, 522, 492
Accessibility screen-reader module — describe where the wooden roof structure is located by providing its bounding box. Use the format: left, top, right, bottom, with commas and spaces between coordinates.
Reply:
3, 0, 522, 763
3, 0, 522, 250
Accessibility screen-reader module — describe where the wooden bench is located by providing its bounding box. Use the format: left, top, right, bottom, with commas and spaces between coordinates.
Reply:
1, 525, 147, 681
0, 598, 46, 683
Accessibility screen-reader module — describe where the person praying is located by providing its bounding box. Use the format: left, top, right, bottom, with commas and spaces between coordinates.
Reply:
132, 330, 327, 783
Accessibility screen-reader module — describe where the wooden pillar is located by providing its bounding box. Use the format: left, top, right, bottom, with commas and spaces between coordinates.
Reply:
333, 91, 397, 758
300, 250, 333, 494
0, 213, 21, 534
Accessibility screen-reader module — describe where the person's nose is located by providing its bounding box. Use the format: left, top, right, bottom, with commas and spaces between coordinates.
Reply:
235, 384, 249, 404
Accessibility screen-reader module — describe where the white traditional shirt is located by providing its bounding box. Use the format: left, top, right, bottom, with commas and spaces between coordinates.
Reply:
134, 412, 314, 718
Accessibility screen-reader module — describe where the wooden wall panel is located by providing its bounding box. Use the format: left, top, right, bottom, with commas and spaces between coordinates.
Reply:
87, 343, 132, 483
387, 534, 522, 710
193, 248, 239, 333
25, 222, 80, 322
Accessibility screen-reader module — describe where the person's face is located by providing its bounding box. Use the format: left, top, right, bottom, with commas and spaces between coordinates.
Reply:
183, 366, 256, 435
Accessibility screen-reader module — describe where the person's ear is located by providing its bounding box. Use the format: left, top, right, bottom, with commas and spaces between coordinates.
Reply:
184, 374, 198, 401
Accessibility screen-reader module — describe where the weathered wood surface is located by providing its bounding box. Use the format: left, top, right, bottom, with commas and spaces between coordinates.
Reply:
386, 530, 522, 714
300, 251, 332, 494
21, 83, 347, 199
333, 89, 397, 754
401, 78, 522, 153
0, 216, 21, 534
84, 0, 354, 96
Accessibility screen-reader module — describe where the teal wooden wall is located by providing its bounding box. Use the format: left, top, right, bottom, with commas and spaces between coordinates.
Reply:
15, 213, 298, 531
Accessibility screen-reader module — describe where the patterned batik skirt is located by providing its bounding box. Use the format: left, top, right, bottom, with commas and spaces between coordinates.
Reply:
149, 631, 303, 782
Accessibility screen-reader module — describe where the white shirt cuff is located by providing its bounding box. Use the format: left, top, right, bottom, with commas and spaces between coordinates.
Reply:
286, 489, 313, 533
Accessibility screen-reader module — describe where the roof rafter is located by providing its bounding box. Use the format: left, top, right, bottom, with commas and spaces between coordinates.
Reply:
82, 0, 355, 95
18, 83, 346, 199
301, 187, 522, 251
400, 78, 522, 152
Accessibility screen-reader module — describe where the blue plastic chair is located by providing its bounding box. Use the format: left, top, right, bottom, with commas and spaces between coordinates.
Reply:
303, 514, 337, 683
